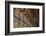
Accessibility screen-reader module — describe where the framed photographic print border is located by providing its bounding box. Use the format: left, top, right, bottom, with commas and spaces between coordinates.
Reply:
5, 1, 45, 35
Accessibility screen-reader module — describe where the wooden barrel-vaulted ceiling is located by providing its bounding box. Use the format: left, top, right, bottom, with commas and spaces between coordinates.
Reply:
13, 8, 39, 28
